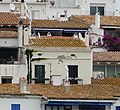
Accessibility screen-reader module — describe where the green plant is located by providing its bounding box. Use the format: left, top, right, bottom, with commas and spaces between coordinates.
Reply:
25, 49, 34, 84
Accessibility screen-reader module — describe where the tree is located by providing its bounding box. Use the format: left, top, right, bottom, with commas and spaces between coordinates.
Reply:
25, 49, 34, 84
103, 34, 120, 51
25, 49, 47, 84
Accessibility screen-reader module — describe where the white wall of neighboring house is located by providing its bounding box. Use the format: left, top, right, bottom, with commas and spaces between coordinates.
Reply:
82, 0, 115, 16
25, 3, 48, 19
88, 12, 104, 47
0, 0, 119, 20
0, 96, 43, 110
31, 47, 92, 84
0, 64, 27, 83
0, 38, 18, 47
48, 8, 81, 20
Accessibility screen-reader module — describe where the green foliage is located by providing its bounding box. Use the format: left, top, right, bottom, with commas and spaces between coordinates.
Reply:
31, 58, 48, 61
25, 49, 34, 84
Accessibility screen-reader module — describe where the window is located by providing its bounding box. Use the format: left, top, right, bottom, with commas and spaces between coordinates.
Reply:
68, 65, 78, 84
11, 104, 20, 110
90, 5, 104, 16
116, 106, 120, 110
45, 105, 71, 110
64, 106, 72, 110
0, 48, 18, 64
2, 76, 13, 84
35, 65, 45, 83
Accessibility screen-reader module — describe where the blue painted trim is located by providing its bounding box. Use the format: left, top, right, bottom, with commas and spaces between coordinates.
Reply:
63, 29, 87, 33
34, 28, 87, 33
47, 101, 113, 106
11, 104, 20, 110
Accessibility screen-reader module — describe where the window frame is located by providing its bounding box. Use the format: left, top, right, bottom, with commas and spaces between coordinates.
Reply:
11, 104, 20, 110
90, 3, 105, 16
1, 76, 13, 84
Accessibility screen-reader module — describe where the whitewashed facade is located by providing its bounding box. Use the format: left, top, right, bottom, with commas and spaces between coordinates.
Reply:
29, 47, 92, 85
0, 11, 29, 84
0, 95, 45, 110
0, 0, 120, 19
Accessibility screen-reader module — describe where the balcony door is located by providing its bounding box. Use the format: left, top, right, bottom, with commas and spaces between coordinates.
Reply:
68, 65, 78, 84
35, 65, 45, 83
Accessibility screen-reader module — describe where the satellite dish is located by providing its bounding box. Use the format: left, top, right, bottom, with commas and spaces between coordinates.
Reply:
9, 3, 15, 11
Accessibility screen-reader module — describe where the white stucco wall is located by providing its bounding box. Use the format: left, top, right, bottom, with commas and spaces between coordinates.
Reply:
0, 38, 18, 47
31, 47, 92, 84
0, 95, 43, 110
0, 0, 119, 20
82, 0, 115, 16
48, 8, 81, 19
0, 64, 27, 83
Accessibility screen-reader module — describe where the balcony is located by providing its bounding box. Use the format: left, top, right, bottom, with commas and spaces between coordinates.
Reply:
0, 64, 27, 83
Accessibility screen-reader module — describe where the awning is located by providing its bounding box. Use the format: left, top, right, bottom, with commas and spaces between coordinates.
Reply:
34, 28, 63, 32
63, 29, 87, 33
33, 28, 87, 33
47, 101, 80, 106
47, 101, 113, 106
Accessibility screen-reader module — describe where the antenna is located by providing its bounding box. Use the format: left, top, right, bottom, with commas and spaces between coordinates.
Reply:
9, 3, 15, 11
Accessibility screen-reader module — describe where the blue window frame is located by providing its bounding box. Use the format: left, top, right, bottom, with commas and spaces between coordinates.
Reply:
11, 104, 20, 110
116, 106, 120, 110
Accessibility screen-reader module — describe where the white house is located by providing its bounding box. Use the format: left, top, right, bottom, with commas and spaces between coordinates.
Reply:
0, 0, 120, 20
27, 36, 92, 85
0, 77, 47, 110
1, 77, 120, 110
0, 12, 30, 83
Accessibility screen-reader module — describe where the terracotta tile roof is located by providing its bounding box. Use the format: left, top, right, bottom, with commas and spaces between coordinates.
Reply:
0, 12, 29, 26
29, 36, 86, 47
0, 31, 18, 38
70, 15, 120, 27
31, 15, 120, 29
0, 84, 120, 100
92, 78, 120, 86
93, 52, 120, 62
31, 19, 89, 28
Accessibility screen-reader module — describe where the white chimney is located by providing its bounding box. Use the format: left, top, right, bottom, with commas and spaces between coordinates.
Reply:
85, 31, 89, 47
95, 12, 100, 28
20, 0, 25, 19
23, 27, 29, 45
64, 80, 70, 92
78, 32, 85, 41
18, 23, 23, 47
64, 66, 70, 92
47, 32, 51, 36
114, 10, 119, 16
19, 77, 30, 93
73, 32, 78, 38
38, 32, 41, 38
18, 0, 26, 47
